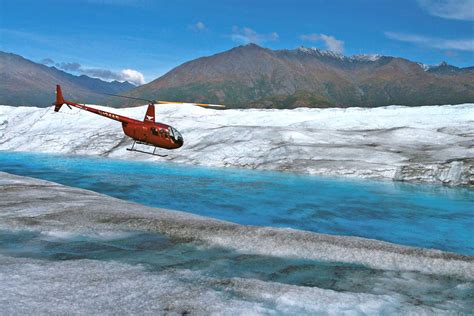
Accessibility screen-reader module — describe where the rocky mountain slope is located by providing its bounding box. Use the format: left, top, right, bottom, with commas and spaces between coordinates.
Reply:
0, 52, 135, 106
120, 44, 474, 108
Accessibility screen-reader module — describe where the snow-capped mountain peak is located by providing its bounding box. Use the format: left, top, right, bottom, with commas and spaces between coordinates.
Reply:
296, 46, 345, 59
350, 54, 382, 62
417, 63, 431, 71
296, 48, 383, 63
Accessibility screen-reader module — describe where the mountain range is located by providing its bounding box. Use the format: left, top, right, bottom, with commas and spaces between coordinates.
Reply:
119, 44, 474, 108
1, 45, 473, 108
0, 51, 135, 107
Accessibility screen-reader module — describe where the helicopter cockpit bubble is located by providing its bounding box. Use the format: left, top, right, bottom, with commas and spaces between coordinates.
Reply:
169, 127, 183, 145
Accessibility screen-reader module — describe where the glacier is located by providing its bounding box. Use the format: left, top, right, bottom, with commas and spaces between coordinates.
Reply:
1, 172, 473, 314
0, 103, 473, 185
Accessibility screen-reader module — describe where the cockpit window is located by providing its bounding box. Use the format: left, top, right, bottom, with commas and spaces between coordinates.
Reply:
169, 127, 183, 144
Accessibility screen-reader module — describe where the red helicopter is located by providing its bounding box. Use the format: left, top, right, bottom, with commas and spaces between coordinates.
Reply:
53, 85, 224, 156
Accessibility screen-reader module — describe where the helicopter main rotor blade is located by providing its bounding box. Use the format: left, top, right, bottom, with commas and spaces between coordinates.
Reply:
102, 93, 156, 104
97, 91, 225, 108
156, 101, 226, 109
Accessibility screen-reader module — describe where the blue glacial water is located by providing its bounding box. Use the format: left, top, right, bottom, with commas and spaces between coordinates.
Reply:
0, 150, 473, 255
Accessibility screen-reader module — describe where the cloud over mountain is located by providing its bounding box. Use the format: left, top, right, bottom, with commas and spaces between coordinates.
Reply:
1, 51, 135, 107
41, 58, 145, 85
231, 27, 279, 44
300, 33, 345, 54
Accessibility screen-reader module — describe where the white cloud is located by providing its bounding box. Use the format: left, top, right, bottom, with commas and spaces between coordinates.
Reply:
189, 21, 207, 32
120, 69, 145, 85
299, 33, 345, 54
417, 0, 474, 21
385, 31, 474, 51
231, 27, 279, 44
53, 61, 146, 85
195, 21, 206, 30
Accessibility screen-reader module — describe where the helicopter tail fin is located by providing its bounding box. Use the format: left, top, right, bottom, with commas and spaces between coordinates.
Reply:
143, 103, 155, 123
54, 85, 65, 112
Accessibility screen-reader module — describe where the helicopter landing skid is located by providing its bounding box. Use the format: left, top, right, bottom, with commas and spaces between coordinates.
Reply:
126, 141, 168, 157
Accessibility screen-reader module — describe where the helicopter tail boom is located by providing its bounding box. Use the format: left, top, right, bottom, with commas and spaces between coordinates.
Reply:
53, 85, 140, 125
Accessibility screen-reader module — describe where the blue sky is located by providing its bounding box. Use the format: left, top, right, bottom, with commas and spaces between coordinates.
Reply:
1, 0, 473, 84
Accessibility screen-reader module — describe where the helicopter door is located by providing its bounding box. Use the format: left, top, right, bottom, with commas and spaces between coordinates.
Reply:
141, 125, 148, 142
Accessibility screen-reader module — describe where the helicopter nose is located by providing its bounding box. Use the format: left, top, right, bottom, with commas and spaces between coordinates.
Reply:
176, 136, 184, 148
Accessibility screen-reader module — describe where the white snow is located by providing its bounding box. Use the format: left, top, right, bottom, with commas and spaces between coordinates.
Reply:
418, 62, 431, 71
296, 47, 381, 62
296, 46, 345, 59
351, 54, 382, 62
0, 103, 473, 185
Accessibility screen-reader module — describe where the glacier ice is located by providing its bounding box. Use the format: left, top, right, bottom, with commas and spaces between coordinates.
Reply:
0, 103, 473, 185
1, 255, 451, 315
